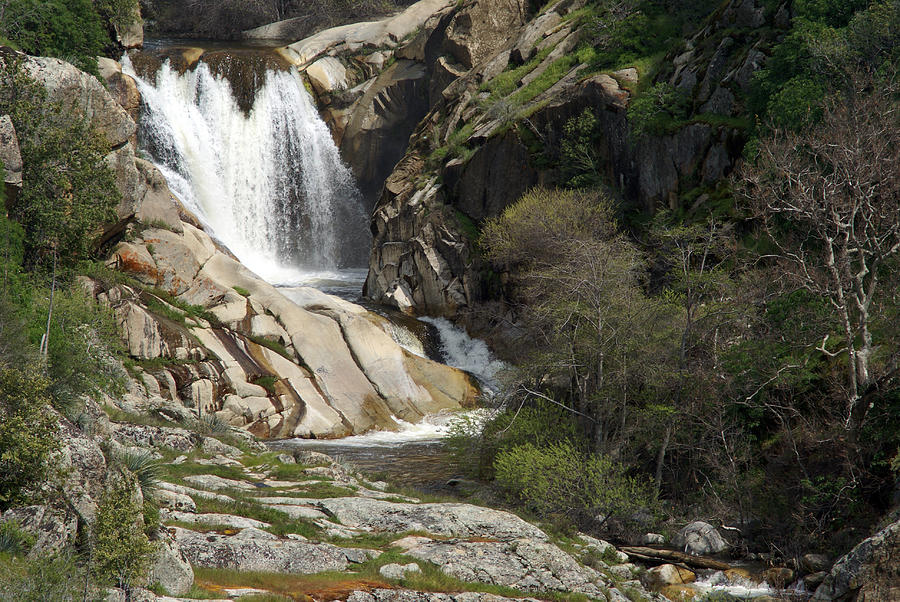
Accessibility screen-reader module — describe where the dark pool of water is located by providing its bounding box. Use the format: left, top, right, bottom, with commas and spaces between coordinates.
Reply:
266, 439, 463, 492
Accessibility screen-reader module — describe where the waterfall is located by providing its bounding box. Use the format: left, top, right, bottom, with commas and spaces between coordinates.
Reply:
122, 54, 370, 284
419, 317, 507, 392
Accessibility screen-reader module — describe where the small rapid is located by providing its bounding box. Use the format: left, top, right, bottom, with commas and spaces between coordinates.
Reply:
122, 53, 370, 283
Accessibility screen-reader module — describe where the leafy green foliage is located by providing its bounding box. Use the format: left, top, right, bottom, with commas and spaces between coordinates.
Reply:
0, 551, 87, 601
92, 478, 155, 592
627, 82, 690, 141
0, 365, 59, 509
0, 57, 120, 267
494, 441, 658, 528
0, 0, 113, 75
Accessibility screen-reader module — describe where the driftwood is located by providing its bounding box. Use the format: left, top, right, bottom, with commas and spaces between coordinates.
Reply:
619, 546, 731, 571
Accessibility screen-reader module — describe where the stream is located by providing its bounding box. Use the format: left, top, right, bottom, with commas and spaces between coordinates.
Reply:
124, 40, 803, 601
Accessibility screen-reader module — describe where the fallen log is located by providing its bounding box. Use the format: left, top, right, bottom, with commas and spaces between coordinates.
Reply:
619, 546, 732, 571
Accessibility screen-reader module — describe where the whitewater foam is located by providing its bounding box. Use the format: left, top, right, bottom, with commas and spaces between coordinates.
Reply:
420, 317, 508, 391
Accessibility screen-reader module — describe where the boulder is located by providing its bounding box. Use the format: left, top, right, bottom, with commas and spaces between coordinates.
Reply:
97, 57, 142, 123
643, 564, 695, 588
443, 0, 529, 69
0, 114, 22, 199
379, 562, 422, 580
762, 567, 794, 588
800, 553, 830, 574
672, 521, 728, 556
183, 474, 256, 492
641, 533, 666, 545
162, 511, 270, 530
0, 505, 78, 556
812, 518, 900, 602
306, 57, 348, 95
112, 4, 144, 49
148, 533, 194, 596
154, 488, 197, 513
511, 11, 562, 64
22, 55, 136, 148
404, 537, 606, 597
281, 0, 454, 66
316, 498, 548, 540
173, 526, 375, 573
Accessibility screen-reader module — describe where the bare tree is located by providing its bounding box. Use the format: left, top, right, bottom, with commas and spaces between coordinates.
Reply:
738, 79, 900, 432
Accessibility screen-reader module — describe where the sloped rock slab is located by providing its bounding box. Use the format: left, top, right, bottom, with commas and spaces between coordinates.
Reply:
348, 590, 543, 602
318, 498, 547, 541
404, 538, 607, 599
173, 527, 375, 573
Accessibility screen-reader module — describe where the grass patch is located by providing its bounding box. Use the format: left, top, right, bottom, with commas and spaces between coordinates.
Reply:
428, 122, 477, 169
482, 48, 552, 100
252, 375, 279, 395
104, 405, 183, 429
246, 334, 294, 361
193, 566, 389, 602
192, 497, 322, 540
160, 460, 249, 483
233, 286, 251, 297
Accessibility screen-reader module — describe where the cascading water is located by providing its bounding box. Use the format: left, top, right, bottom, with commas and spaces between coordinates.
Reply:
122, 53, 370, 284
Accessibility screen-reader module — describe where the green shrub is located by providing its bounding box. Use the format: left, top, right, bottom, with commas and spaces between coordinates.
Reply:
0, 57, 120, 267
119, 449, 162, 495
0, 551, 87, 601
445, 404, 582, 478
0, 521, 35, 556
92, 478, 156, 592
494, 441, 658, 529
0, 366, 59, 509
0, 0, 113, 75
627, 82, 690, 142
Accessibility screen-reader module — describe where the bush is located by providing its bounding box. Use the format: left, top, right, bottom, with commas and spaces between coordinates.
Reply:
0, 366, 59, 509
0, 551, 87, 601
92, 478, 155, 593
445, 405, 582, 478
0, 56, 120, 268
494, 440, 658, 529
627, 82, 690, 142
0, 0, 113, 75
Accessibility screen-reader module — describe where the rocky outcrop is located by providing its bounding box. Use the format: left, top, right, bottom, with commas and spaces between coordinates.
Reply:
8, 50, 180, 242
173, 526, 376, 573
356, 0, 783, 317
0, 114, 22, 202
99, 218, 477, 439
148, 531, 194, 596
404, 537, 617, 598
316, 497, 548, 540
812, 518, 900, 601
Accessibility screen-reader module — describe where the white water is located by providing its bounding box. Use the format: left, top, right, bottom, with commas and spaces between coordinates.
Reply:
420, 317, 508, 391
691, 570, 778, 598
122, 55, 370, 283
294, 409, 496, 447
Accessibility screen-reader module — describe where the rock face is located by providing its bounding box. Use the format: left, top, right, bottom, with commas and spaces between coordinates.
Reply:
404, 537, 610, 598
6, 50, 179, 242
0, 114, 22, 202
101, 219, 477, 438
148, 532, 194, 596
346, 0, 782, 317
173, 526, 374, 573
812, 518, 900, 601
316, 498, 548, 540
672, 521, 728, 556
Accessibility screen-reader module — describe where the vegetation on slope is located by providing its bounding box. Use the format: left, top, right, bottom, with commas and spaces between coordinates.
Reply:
445, 0, 900, 558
